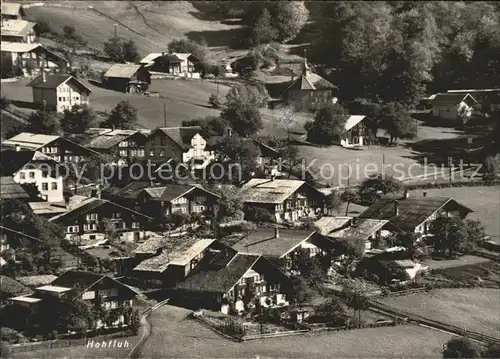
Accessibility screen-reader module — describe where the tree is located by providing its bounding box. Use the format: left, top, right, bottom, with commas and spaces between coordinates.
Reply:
212, 185, 244, 222
128, 308, 140, 335
379, 102, 416, 144
182, 116, 228, 136
345, 98, 382, 139
24, 103, 60, 135
225, 83, 269, 109
339, 238, 364, 278
274, 105, 296, 140
102, 101, 138, 130
103, 37, 123, 62
63, 25, 76, 40
245, 206, 274, 224
277, 143, 301, 178
341, 279, 370, 328
122, 39, 139, 63
443, 336, 482, 359
290, 277, 313, 305
359, 173, 403, 198
482, 344, 500, 359
325, 190, 343, 214
251, 8, 278, 45
221, 103, 262, 137
429, 217, 474, 257
340, 190, 360, 216
1, 97, 10, 110
317, 296, 348, 325
272, 2, 309, 42
168, 39, 207, 64
61, 104, 96, 135
208, 93, 224, 109
305, 104, 348, 145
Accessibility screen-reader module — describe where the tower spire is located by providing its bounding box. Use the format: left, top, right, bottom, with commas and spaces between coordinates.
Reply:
303, 49, 310, 75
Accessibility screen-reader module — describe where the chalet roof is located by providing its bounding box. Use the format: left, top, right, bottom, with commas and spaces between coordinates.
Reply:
155, 126, 203, 150
16, 275, 58, 288
1, 19, 34, 37
345, 115, 366, 131
239, 178, 307, 204
27, 74, 92, 93
1, 3, 23, 16
328, 218, 390, 240
10, 295, 42, 304
28, 195, 88, 216
0, 176, 28, 199
314, 216, 352, 235
0, 225, 42, 243
133, 238, 217, 272
0, 41, 38, 52
103, 63, 142, 79
0, 149, 58, 176
51, 270, 140, 295
176, 253, 261, 294
0, 275, 32, 297
113, 181, 217, 202
286, 69, 335, 91
359, 197, 473, 231
132, 235, 169, 254
139, 52, 163, 64
3, 132, 59, 149
432, 93, 477, 106
49, 197, 152, 224
232, 228, 315, 258
81, 129, 143, 149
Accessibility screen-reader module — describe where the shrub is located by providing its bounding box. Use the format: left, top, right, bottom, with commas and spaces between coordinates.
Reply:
209, 93, 224, 109
0, 97, 10, 110
0, 327, 23, 343
220, 318, 246, 336
0, 341, 10, 357
245, 206, 274, 224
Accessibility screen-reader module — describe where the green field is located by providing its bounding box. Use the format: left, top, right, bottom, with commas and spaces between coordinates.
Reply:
380, 288, 500, 339
138, 304, 451, 358
25, 2, 242, 60
410, 186, 500, 243
1, 78, 229, 129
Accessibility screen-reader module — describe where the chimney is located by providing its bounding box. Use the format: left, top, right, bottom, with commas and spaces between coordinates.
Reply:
161, 52, 165, 57
423, 191, 427, 197
403, 189, 409, 200
274, 226, 280, 238
15, 144, 21, 152
64, 195, 70, 210
394, 200, 399, 216
94, 183, 101, 199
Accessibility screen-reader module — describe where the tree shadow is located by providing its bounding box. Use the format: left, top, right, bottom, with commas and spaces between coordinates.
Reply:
10, 100, 37, 110
186, 28, 248, 49
88, 79, 110, 91
402, 137, 476, 166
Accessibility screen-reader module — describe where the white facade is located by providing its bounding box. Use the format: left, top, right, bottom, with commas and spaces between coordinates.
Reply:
13, 165, 64, 202
32, 80, 90, 113
182, 133, 215, 164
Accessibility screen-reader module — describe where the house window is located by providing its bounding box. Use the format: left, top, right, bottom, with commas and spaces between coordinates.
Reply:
193, 205, 205, 213
86, 213, 98, 221
67, 225, 79, 233
29, 172, 35, 179
239, 278, 246, 286
58, 97, 62, 101
194, 196, 206, 203
75, 97, 79, 101
160, 137, 166, 146
42, 171, 48, 178
119, 141, 128, 147
173, 197, 187, 204
119, 149, 127, 157
42, 183, 48, 191
20, 172, 26, 179
112, 212, 121, 219
131, 222, 140, 229
51, 182, 58, 190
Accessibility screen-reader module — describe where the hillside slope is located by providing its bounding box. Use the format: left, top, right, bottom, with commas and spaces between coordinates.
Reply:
25, 1, 241, 58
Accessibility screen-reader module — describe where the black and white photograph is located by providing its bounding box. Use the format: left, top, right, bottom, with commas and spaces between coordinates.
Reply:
0, 1, 499, 358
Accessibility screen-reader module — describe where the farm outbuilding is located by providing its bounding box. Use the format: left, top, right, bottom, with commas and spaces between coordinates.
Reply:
102, 63, 151, 93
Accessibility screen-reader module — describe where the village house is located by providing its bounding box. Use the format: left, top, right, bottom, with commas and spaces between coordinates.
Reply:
10, 270, 140, 330
0, 225, 78, 271
27, 73, 92, 113
175, 251, 292, 313
1, 19, 36, 43
239, 178, 326, 223
108, 181, 219, 220
358, 194, 473, 237
0, 148, 64, 202
341, 115, 367, 147
145, 126, 215, 166
315, 216, 401, 255
284, 57, 337, 112
232, 227, 336, 270
48, 196, 153, 243
79, 128, 148, 165
1, 42, 68, 77
0, 176, 29, 201
1, 3, 25, 21
140, 52, 201, 78
357, 251, 429, 285
102, 63, 151, 93
132, 238, 228, 287
447, 89, 500, 113
431, 93, 478, 123
2, 132, 98, 165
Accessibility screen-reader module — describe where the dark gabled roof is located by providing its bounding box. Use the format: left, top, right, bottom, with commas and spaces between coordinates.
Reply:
81, 130, 144, 150
113, 181, 219, 202
232, 228, 315, 258
0, 149, 58, 176
286, 72, 336, 91
358, 197, 473, 231
432, 93, 477, 106
0, 225, 42, 243
51, 270, 140, 295
27, 74, 92, 93
176, 253, 260, 294
111, 181, 151, 200
0, 176, 28, 199
49, 197, 152, 224
154, 126, 203, 150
